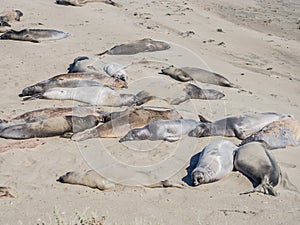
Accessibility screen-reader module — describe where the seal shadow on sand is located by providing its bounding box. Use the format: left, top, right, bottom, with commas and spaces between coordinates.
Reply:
182, 151, 201, 186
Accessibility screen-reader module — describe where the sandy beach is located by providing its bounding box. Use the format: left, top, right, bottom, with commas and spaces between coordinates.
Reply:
0, 0, 300, 224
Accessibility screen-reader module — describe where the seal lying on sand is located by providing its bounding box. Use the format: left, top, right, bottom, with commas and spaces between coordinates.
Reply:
104, 63, 128, 81
0, 115, 101, 139
68, 56, 103, 73
71, 107, 182, 141
119, 119, 200, 142
241, 118, 300, 149
234, 142, 297, 196
99, 38, 170, 55
57, 170, 185, 190
7, 106, 108, 123
19, 72, 127, 97
0, 29, 69, 43
161, 65, 237, 88
30, 86, 152, 107
56, 0, 120, 7
192, 140, 237, 186
188, 112, 293, 140
0, 9, 23, 22
171, 83, 225, 105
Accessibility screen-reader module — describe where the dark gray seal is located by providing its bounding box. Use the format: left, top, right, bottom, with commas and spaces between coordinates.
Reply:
99, 38, 170, 55
161, 65, 237, 87
171, 83, 225, 105
188, 112, 293, 140
233, 142, 297, 196
0, 29, 69, 43
192, 140, 237, 185
119, 119, 200, 142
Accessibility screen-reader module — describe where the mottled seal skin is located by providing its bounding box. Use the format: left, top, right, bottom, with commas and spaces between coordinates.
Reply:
71, 107, 182, 141
119, 119, 200, 142
104, 63, 128, 81
0, 10, 23, 22
20, 72, 127, 97
0, 29, 69, 43
189, 112, 293, 140
57, 170, 185, 190
8, 106, 108, 123
0, 115, 100, 139
171, 83, 225, 105
56, 0, 120, 7
241, 118, 300, 149
161, 65, 237, 88
99, 38, 170, 55
32, 86, 152, 107
233, 142, 297, 196
192, 140, 237, 185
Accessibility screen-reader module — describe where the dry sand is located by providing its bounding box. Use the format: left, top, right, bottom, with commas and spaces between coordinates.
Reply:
0, 0, 300, 224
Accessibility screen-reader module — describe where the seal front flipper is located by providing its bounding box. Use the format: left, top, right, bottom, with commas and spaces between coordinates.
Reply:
163, 136, 180, 142
144, 180, 187, 189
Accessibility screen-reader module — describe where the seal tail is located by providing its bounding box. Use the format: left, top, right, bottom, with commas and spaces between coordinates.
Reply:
135, 91, 153, 106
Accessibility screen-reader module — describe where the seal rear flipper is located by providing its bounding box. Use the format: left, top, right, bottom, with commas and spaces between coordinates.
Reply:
170, 96, 189, 105
240, 183, 278, 196
97, 50, 108, 56
21, 92, 44, 101
198, 114, 212, 123
144, 180, 186, 189
135, 91, 153, 106
0, 187, 15, 198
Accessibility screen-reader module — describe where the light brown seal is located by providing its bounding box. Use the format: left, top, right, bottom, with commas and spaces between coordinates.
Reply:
188, 112, 293, 140
98, 38, 170, 55
0, 29, 69, 43
19, 72, 127, 97
241, 118, 300, 149
57, 170, 185, 190
161, 65, 237, 88
192, 140, 237, 186
71, 106, 182, 141
0, 115, 101, 139
234, 142, 297, 196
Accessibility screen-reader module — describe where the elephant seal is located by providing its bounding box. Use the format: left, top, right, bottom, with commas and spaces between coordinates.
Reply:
56, 0, 120, 7
241, 118, 300, 149
0, 29, 69, 43
68, 56, 103, 73
57, 170, 185, 190
233, 142, 297, 196
104, 63, 128, 81
189, 112, 293, 140
0, 9, 23, 22
171, 83, 225, 105
119, 119, 200, 142
8, 106, 109, 123
192, 140, 237, 186
0, 115, 101, 139
161, 65, 237, 88
71, 106, 182, 141
31, 86, 152, 107
19, 72, 127, 97
99, 38, 170, 55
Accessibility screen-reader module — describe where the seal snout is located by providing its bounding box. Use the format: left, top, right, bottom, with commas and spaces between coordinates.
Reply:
192, 170, 205, 186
